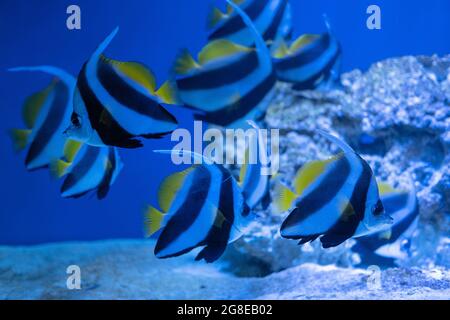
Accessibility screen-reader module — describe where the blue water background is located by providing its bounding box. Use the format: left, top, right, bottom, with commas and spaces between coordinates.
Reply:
0, 0, 449, 245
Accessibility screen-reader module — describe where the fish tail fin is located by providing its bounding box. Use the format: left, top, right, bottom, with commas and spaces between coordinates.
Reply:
50, 159, 71, 178
225, 0, 269, 57
144, 205, 166, 237
155, 80, 180, 104
63, 139, 83, 163
273, 182, 297, 213
92, 27, 120, 60
207, 6, 227, 29
7, 65, 75, 88
9, 129, 31, 151
173, 49, 200, 75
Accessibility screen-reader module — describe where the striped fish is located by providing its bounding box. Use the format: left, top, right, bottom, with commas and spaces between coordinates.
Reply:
52, 145, 123, 199
9, 66, 122, 199
353, 184, 419, 266
238, 120, 271, 209
208, 0, 292, 47
145, 150, 254, 263
274, 131, 393, 248
8, 66, 82, 171
272, 16, 342, 91
66, 27, 178, 149
172, 0, 276, 128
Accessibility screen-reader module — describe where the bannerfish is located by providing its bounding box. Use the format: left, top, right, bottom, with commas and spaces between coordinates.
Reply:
352, 183, 419, 266
66, 27, 178, 149
208, 0, 292, 47
145, 150, 254, 263
271, 16, 342, 91
172, 0, 276, 128
51, 145, 123, 199
8, 66, 83, 170
9, 66, 122, 199
274, 130, 393, 248
238, 120, 271, 209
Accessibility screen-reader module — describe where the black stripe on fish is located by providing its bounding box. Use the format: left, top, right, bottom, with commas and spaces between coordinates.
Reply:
25, 81, 68, 169
275, 34, 331, 71
176, 51, 259, 91
155, 167, 213, 257
96, 58, 178, 124
193, 70, 276, 126
208, 0, 266, 40
60, 146, 102, 197
281, 155, 351, 236
291, 46, 342, 90
97, 147, 117, 199
320, 155, 372, 248
77, 63, 143, 148
262, 0, 289, 41
195, 170, 236, 262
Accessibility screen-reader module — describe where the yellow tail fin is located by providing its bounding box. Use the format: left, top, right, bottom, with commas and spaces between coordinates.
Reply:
50, 159, 71, 178
273, 182, 298, 213
10, 129, 31, 151
155, 80, 179, 105
144, 205, 166, 237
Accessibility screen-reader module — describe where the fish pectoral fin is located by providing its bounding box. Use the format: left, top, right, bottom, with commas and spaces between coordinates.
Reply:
195, 241, 227, 263
273, 182, 297, 213
50, 159, 71, 178
377, 181, 396, 195
63, 139, 83, 163
155, 80, 180, 105
293, 154, 342, 196
100, 55, 157, 94
22, 82, 54, 128
207, 7, 227, 28
290, 34, 320, 53
9, 129, 31, 151
379, 229, 392, 240
198, 39, 252, 65
144, 205, 167, 237
174, 49, 200, 75
339, 198, 356, 222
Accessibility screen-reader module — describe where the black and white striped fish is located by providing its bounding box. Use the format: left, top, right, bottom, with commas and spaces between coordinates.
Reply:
274, 131, 393, 248
208, 0, 292, 47
145, 150, 255, 263
9, 66, 123, 199
8, 66, 79, 171
272, 16, 342, 91
66, 27, 178, 149
171, 0, 276, 128
353, 183, 419, 266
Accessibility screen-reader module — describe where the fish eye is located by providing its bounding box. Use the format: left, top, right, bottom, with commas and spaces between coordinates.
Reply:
372, 199, 384, 216
71, 112, 82, 128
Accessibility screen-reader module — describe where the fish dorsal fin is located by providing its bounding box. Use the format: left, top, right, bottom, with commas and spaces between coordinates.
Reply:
100, 55, 157, 93
22, 82, 54, 129
144, 205, 166, 237
174, 49, 200, 75
290, 34, 320, 53
155, 80, 179, 104
158, 166, 196, 212
50, 159, 71, 178
378, 182, 396, 195
273, 182, 298, 213
9, 129, 31, 151
238, 147, 250, 186
64, 139, 83, 163
294, 154, 341, 196
272, 39, 290, 58
198, 39, 252, 65
208, 7, 228, 28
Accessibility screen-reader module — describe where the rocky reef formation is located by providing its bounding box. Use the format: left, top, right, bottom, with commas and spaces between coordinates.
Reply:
226, 55, 450, 274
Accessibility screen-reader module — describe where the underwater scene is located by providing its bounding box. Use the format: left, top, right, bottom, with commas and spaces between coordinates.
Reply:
0, 0, 449, 300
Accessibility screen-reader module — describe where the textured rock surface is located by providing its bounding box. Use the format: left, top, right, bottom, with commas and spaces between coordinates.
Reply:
1, 240, 449, 300
228, 55, 450, 272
